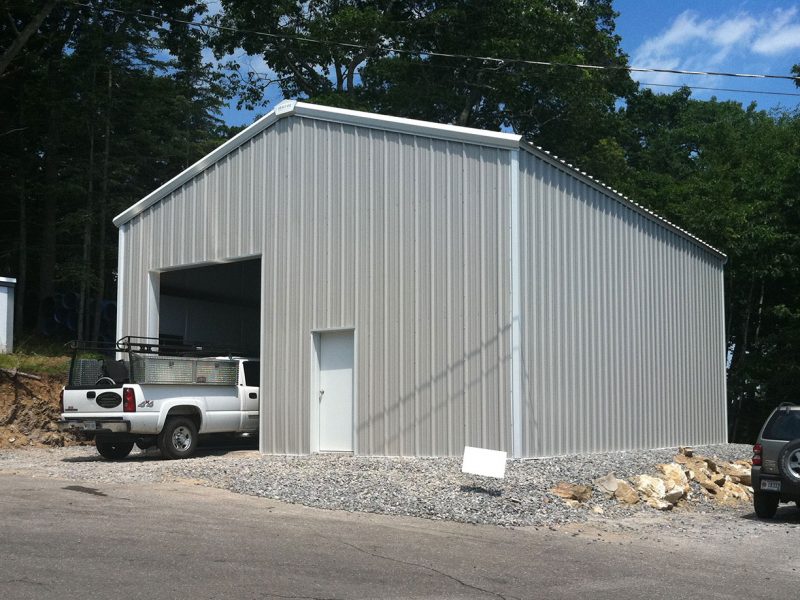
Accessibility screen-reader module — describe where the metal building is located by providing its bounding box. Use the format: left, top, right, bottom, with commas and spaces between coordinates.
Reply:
113, 100, 727, 458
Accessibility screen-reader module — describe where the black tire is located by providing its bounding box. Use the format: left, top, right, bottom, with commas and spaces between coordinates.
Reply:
134, 437, 156, 450
777, 438, 800, 484
158, 417, 198, 460
95, 438, 134, 460
754, 491, 780, 519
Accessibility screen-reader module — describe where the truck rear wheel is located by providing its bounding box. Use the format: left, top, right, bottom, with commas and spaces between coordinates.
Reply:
158, 417, 198, 460
95, 438, 134, 460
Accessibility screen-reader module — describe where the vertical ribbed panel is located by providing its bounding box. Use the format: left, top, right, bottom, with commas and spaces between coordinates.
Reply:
518, 149, 727, 456
261, 118, 513, 456
120, 116, 512, 456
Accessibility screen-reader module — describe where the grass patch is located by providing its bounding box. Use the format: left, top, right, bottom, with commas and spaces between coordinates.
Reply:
0, 333, 72, 377
0, 352, 71, 377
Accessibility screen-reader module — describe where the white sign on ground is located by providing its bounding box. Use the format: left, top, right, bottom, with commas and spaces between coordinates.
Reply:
461, 446, 507, 479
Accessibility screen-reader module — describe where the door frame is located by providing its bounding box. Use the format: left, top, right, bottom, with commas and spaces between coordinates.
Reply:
310, 327, 357, 454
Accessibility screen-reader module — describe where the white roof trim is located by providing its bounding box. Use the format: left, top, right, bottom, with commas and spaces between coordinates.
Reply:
113, 100, 521, 226
519, 142, 728, 262
290, 101, 521, 148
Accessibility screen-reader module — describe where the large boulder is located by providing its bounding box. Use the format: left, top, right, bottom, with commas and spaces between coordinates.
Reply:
646, 497, 673, 511
633, 475, 666, 500
551, 482, 592, 503
719, 462, 752, 486
664, 480, 688, 504
658, 463, 690, 490
593, 473, 619, 497
614, 481, 640, 504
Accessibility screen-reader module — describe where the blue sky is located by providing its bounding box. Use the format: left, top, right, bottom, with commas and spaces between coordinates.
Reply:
614, 0, 800, 110
220, 1, 800, 127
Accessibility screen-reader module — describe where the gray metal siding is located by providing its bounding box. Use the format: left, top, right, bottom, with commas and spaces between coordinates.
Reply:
261, 118, 512, 455
518, 148, 727, 456
119, 116, 513, 456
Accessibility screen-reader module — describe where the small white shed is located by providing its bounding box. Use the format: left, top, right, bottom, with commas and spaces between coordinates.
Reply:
0, 277, 16, 353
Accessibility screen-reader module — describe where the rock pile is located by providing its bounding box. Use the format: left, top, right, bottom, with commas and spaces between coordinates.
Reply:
551, 447, 753, 511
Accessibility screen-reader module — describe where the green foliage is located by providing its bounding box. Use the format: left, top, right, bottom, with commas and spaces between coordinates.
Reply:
213, 0, 635, 165
0, 1, 231, 341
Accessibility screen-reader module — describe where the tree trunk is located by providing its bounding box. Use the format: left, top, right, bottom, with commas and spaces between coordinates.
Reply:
77, 124, 95, 342
77, 66, 98, 342
36, 99, 60, 332
728, 274, 756, 440
16, 172, 27, 338
92, 68, 112, 343
14, 101, 27, 337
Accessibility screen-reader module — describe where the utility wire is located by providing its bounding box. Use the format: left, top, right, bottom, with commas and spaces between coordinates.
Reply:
68, 1, 800, 84
639, 82, 800, 98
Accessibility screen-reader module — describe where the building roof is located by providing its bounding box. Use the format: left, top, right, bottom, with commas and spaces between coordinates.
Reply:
113, 100, 725, 261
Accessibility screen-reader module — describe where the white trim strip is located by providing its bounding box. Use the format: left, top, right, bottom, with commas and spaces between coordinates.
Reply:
114, 224, 126, 356
292, 102, 521, 149
509, 149, 523, 458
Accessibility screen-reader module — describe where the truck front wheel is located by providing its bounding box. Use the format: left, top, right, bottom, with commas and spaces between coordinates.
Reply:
95, 438, 134, 460
158, 417, 198, 460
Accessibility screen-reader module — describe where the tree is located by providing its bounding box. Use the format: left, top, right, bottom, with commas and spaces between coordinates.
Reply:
0, 1, 232, 342
212, 0, 635, 166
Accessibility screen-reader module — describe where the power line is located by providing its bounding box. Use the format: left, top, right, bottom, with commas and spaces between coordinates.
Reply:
639, 82, 800, 98
68, 1, 800, 84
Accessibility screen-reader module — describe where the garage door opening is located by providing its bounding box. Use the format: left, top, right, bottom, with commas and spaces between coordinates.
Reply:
158, 258, 261, 355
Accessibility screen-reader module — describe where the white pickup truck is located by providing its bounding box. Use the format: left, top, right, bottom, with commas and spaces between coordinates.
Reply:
58, 337, 259, 460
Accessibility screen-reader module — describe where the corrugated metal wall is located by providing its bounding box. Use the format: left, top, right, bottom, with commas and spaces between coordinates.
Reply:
517, 148, 727, 456
118, 113, 727, 458
119, 115, 513, 456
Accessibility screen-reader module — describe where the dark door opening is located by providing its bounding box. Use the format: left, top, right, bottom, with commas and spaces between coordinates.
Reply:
158, 258, 261, 356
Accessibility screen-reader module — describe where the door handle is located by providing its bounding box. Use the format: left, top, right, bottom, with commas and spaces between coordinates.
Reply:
319, 389, 324, 401
249, 392, 257, 399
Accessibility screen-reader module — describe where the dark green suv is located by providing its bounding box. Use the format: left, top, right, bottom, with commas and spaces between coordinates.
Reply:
751, 403, 800, 518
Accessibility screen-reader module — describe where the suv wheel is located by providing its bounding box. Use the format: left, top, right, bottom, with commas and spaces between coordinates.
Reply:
754, 492, 779, 519
778, 438, 800, 484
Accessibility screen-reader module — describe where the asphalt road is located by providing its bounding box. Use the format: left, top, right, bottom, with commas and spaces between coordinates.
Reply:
0, 471, 796, 600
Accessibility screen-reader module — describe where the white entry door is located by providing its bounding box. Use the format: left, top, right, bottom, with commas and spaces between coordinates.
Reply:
318, 331, 354, 452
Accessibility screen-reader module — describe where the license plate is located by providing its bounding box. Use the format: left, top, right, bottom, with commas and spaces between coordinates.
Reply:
761, 479, 781, 492
82, 421, 96, 431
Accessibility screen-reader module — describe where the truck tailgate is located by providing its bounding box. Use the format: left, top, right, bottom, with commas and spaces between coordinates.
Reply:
62, 387, 126, 414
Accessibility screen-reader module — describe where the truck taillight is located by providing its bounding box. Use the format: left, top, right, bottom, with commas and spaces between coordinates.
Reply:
123, 388, 136, 412
59, 389, 64, 412
752, 443, 762, 466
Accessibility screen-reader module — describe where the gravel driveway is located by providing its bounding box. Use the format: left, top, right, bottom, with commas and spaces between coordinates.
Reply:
0, 443, 754, 527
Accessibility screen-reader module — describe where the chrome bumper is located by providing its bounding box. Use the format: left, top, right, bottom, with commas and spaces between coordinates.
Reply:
58, 419, 130, 433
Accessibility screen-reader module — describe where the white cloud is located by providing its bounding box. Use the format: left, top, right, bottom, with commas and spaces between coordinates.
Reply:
629, 7, 800, 88
752, 8, 800, 55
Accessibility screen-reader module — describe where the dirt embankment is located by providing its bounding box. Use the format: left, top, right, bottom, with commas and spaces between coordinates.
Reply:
0, 371, 77, 448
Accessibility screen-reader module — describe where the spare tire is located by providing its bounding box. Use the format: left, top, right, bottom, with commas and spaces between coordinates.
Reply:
777, 438, 800, 484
